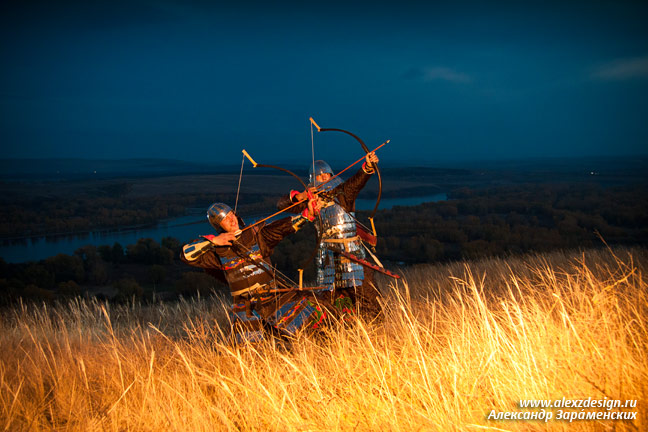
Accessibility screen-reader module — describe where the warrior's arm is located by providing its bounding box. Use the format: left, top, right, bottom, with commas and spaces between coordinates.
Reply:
277, 190, 308, 213
180, 239, 229, 284
258, 214, 312, 255
181, 238, 224, 268
335, 161, 375, 211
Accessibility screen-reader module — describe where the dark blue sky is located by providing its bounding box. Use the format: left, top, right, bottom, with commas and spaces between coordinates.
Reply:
1, 0, 647, 165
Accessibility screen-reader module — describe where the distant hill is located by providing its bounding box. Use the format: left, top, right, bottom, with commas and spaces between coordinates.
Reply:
0, 158, 317, 181
1, 155, 645, 183
0, 158, 242, 181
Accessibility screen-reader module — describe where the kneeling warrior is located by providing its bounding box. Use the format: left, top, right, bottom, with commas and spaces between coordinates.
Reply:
181, 201, 331, 343
277, 152, 382, 317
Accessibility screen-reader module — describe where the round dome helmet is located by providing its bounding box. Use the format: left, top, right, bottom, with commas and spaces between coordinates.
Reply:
207, 202, 244, 232
308, 160, 342, 191
309, 160, 333, 183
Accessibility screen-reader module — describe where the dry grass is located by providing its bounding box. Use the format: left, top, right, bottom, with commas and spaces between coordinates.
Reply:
1, 247, 646, 431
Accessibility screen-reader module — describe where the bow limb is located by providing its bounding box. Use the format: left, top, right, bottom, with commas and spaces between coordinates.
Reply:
256, 164, 308, 190
309, 121, 383, 236
242, 149, 308, 190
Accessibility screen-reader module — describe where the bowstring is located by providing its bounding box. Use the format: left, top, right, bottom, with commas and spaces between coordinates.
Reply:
310, 118, 316, 183
234, 152, 245, 214
238, 141, 386, 234
232, 239, 300, 289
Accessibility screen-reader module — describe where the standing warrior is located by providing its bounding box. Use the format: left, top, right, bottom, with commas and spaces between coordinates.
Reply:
277, 152, 381, 317
181, 200, 330, 343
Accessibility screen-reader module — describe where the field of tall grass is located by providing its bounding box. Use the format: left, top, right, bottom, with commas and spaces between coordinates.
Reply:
1, 247, 646, 431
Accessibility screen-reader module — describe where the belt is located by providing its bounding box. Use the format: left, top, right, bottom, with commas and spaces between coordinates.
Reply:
322, 236, 359, 244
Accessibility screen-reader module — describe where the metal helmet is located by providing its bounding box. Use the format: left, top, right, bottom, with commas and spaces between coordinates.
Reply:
207, 202, 232, 231
308, 160, 342, 191
309, 160, 333, 184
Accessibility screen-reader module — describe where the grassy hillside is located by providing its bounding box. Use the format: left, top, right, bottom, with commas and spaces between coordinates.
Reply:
1, 247, 646, 431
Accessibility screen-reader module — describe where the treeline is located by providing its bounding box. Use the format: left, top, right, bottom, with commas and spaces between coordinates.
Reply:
0, 237, 228, 305
0, 230, 315, 305
271, 182, 648, 277
1, 182, 646, 303
0, 188, 280, 239
373, 182, 647, 264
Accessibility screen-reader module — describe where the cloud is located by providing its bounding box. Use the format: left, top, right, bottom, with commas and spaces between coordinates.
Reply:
403, 66, 472, 84
591, 56, 648, 81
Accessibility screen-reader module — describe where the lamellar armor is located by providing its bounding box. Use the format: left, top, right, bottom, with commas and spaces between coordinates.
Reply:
276, 160, 375, 292
316, 200, 365, 290
308, 161, 365, 290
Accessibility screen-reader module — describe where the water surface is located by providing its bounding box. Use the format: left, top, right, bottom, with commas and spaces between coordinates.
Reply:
0, 193, 446, 263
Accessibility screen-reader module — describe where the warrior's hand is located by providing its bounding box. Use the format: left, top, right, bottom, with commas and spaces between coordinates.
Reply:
310, 195, 322, 214
302, 196, 322, 221
201, 232, 237, 246
364, 152, 379, 173
293, 187, 318, 202
365, 151, 379, 168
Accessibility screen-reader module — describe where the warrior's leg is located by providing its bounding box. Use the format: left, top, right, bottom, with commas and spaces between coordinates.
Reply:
229, 302, 265, 344
265, 291, 333, 336
353, 268, 383, 320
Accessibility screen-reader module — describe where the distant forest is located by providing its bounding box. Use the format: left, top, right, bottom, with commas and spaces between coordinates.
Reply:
1, 180, 646, 304
0, 187, 277, 239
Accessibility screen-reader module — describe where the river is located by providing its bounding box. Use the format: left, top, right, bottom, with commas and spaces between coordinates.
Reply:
0, 193, 446, 263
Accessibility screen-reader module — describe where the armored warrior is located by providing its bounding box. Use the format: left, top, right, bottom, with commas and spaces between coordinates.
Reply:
181, 200, 331, 343
277, 152, 381, 317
